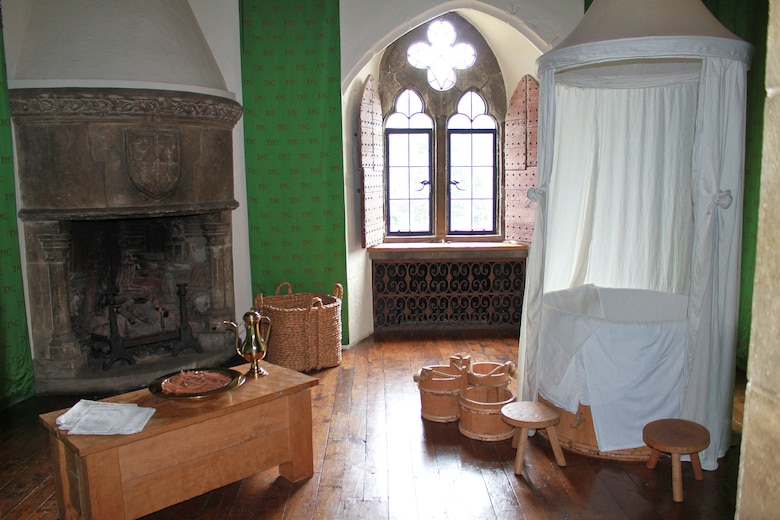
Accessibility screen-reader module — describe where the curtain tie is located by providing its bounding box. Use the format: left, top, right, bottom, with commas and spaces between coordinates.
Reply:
713, 190, 733, 210
527, 186, 546, 207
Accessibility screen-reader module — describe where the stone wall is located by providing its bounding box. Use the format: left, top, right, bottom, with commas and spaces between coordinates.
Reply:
736, 0, 780, 514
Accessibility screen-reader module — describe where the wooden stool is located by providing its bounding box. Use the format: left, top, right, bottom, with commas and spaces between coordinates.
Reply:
500, 401, 567, 474
643, 418, 710, 503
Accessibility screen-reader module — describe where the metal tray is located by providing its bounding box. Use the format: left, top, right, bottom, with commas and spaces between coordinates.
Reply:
148, 367, 245, 400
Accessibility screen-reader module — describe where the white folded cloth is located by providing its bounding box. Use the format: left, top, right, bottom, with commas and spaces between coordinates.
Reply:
56, 399, 156, 435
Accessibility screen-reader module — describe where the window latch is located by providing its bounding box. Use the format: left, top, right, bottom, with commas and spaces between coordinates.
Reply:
415, 180, 431, 192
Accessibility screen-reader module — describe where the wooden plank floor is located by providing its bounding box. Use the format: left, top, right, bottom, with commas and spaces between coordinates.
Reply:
0, 330, 741, 519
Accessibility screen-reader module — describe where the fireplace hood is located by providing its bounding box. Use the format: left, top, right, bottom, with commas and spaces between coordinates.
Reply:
8, 0, 232, 100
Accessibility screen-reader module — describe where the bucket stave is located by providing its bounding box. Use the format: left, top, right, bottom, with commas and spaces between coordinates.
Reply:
458, 385, 516, 441
414, 364, 463, 422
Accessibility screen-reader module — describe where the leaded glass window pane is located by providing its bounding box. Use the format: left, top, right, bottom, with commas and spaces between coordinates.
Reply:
447, 91, 497, 234
386, 90, 433, 235
407, 20, 476, 91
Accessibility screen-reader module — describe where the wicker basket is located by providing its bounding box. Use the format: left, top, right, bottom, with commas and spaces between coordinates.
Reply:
253, 282, 343, 372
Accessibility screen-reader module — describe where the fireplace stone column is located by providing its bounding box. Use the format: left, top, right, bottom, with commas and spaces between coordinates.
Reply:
38, 230, 84, 375
202, 211, 235, 329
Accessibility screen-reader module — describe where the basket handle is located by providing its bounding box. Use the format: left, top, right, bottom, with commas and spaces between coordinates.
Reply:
333, 283, 344, 299
253, 293, 263, 311
275, 281, 293, 295
309, 297, 324, 313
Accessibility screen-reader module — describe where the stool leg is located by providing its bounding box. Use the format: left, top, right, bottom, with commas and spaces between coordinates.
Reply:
511, 427, 520, 449
647, 449, 661, 469
691, 452, 704, 481
671, 453, 683, 503
545, 426, 567, 467
514, 427, 529, 475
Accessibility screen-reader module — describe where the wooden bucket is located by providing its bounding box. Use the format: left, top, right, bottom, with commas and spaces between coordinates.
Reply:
414, 364, 464, 423
466, 361, 515, 387
458, 386, 516, 441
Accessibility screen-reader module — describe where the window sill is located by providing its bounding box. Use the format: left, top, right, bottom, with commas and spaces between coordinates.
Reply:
368, 241, 529, 260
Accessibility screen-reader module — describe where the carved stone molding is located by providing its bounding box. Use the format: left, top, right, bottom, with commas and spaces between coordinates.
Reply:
9, 88, 243, 127
12, 87, 241, 220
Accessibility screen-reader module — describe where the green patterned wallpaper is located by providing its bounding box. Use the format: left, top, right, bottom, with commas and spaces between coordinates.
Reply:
240, 0, 349, 342
0, 18, 35, 410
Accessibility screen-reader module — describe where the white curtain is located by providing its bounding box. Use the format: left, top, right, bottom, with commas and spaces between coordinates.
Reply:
544, 80, 697, 293
518, 68, 555, 403
682, 56, 747, 470
520, 44, 750, 471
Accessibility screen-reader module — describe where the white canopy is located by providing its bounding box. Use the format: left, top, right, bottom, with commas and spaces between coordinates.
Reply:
519, 0, 752, 470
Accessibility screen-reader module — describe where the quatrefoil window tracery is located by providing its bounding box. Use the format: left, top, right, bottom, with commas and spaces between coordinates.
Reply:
407, 19, 476, 91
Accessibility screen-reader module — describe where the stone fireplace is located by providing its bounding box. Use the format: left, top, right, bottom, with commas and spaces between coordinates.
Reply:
10, 88, 243, 394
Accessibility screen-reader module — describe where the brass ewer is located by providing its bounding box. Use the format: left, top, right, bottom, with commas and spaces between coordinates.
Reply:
224, 310, 271, 378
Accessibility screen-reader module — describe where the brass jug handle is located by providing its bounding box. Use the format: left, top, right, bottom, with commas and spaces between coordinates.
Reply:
258, 314, 271, 344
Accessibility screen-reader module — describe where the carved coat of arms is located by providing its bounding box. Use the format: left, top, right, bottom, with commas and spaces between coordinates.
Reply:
125, 130, 182, 200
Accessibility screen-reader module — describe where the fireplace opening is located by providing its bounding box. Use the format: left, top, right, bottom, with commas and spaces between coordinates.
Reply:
69, 217, 211, 370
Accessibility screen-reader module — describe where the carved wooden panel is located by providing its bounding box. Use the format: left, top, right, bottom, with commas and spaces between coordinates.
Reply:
372, 258, 525, 330
505, 75, 539, 243
359, 75, 385, 247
